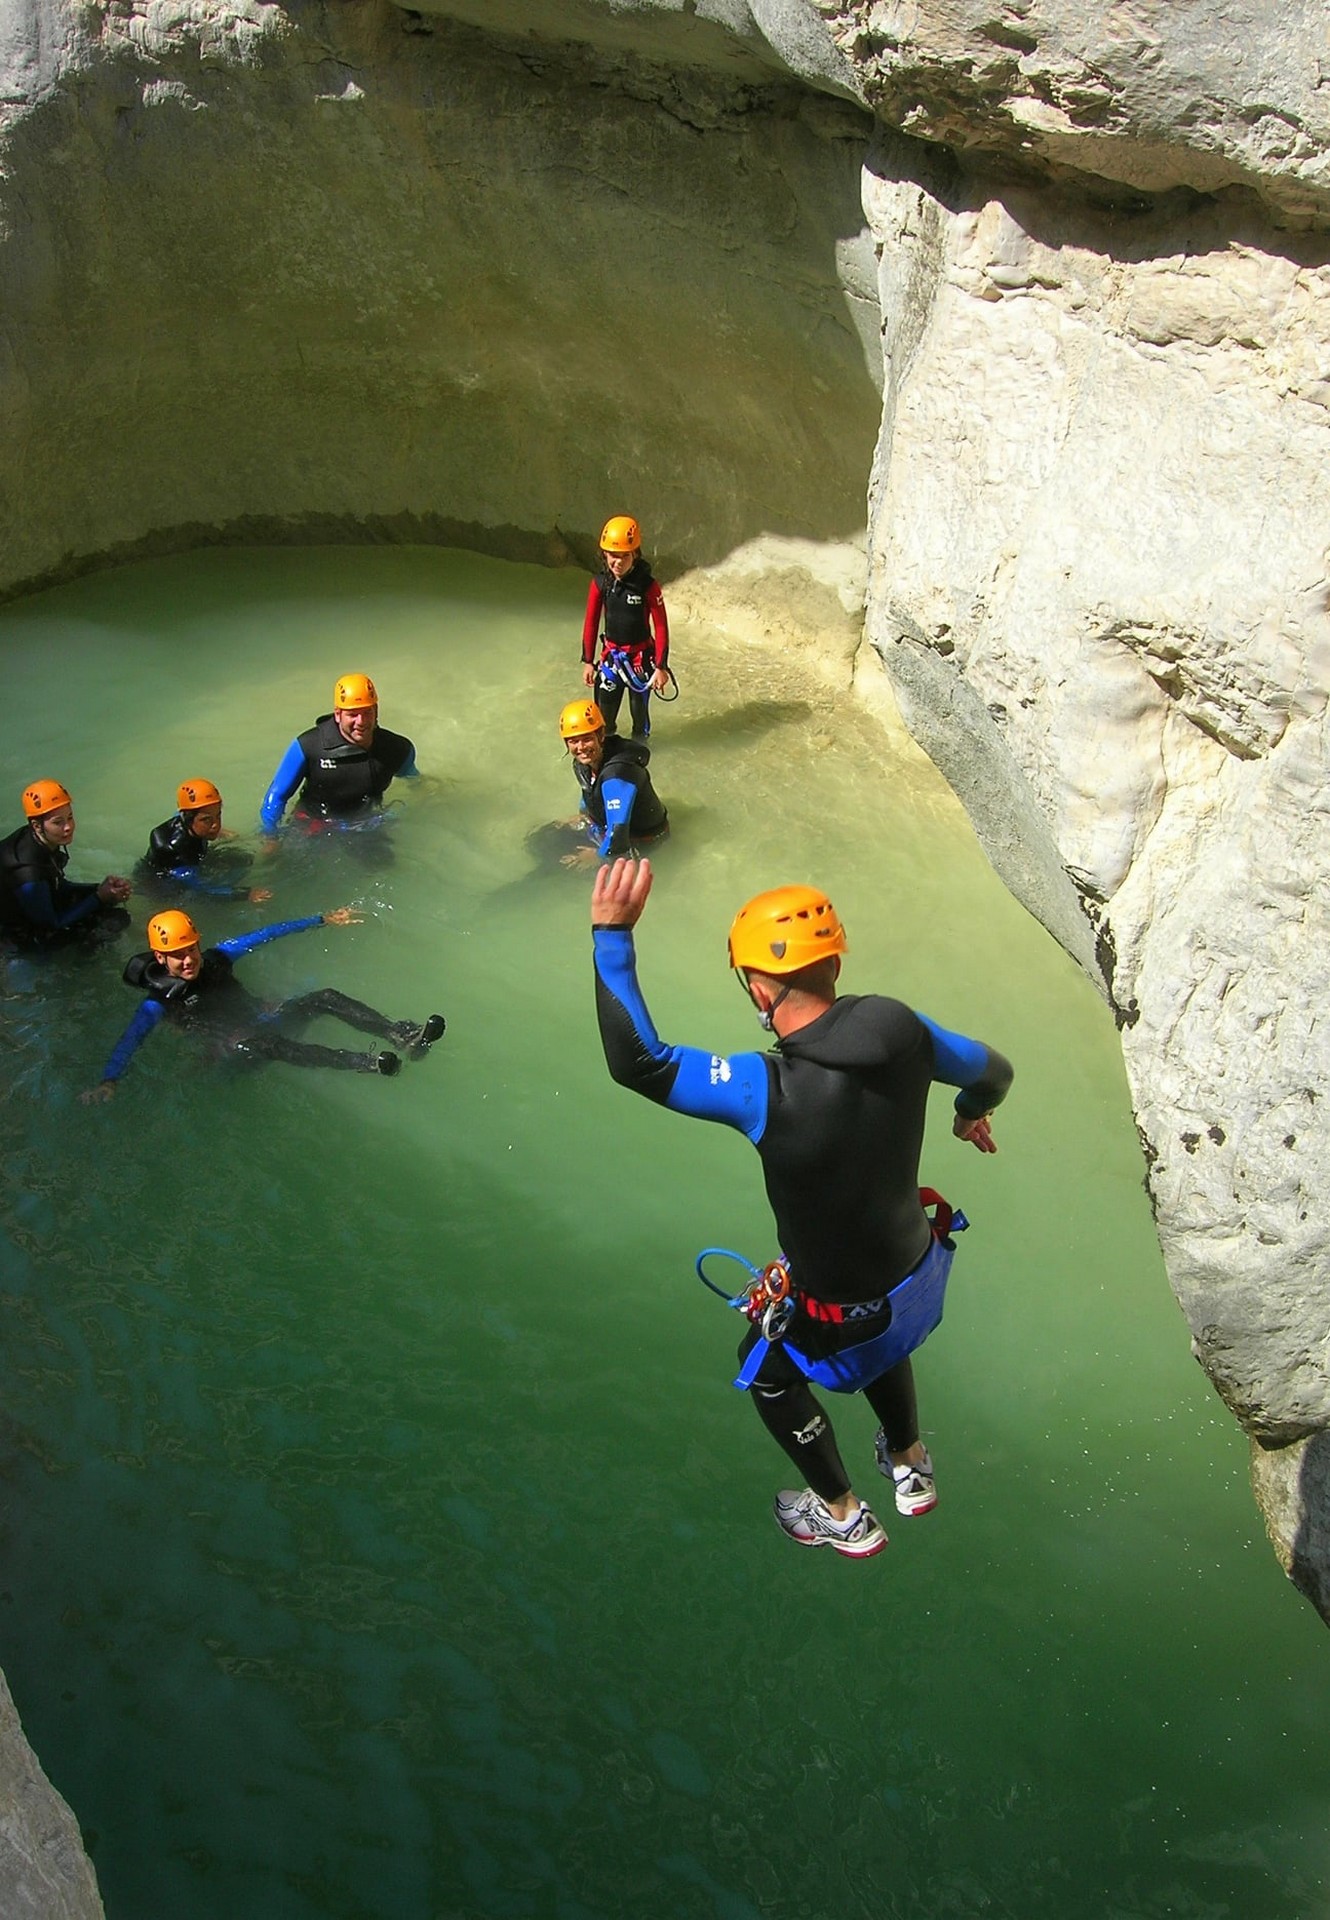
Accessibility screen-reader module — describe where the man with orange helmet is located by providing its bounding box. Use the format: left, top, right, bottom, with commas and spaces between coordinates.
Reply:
0, 780, 132, 948
260, 673, 417, 833
85, 905, 445, 1098
139, 779, 272, 903
591, 858, 1012, 1560
580, 516, 671, 739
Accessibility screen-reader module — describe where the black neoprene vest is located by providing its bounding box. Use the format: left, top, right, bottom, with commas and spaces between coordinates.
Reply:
575, 736, 668, 846
0, 824, 69, 929
123, 948, 236, 1012
595, 560, 656, 650
295, 715, 414, 814
146, 815, 202, 872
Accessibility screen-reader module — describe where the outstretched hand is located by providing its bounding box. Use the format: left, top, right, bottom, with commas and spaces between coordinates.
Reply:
80, 1082, 115, 1105
954, 1112, 997, 1154
322, 906, 364, 927
592, 857, 653, 929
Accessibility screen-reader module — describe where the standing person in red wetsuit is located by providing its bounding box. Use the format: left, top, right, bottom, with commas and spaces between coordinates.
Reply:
581, 515, 670, 740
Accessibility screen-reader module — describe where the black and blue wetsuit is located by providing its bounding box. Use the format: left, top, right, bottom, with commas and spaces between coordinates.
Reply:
593, 924, 1013, 1500
100, 917, 411, 1084
0, 823, 129, 949
261, 716, 417, 832
138, 814, 254, 900
574, 737, 668, 859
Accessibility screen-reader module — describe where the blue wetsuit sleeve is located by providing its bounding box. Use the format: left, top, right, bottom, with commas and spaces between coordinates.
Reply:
260, 740, 306, 831
101, 999, 165, 1083
215, 915, 322, 960
598, 778, 637, 858
917, 1013, 1014, 1120
165, 867, 248, 899
593, 926, 768, 1141
398, 746, 418, 777
15, 878, 101, 930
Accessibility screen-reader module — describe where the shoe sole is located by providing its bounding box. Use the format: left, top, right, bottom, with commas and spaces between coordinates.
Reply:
894, 1488, 938, 1518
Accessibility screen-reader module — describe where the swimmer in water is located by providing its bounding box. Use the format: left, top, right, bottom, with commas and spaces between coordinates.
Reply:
0, 780, 132, 950
138, 778, 272, 903
590, 859, 1012, 1559
555, 699, 668, 871
260, 674, 418, 836
84, 906, 445, 1098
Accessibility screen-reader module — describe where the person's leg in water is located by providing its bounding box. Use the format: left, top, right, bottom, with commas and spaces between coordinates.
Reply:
595, 676, 625, 734
271, 989, 445, 1056
234, 1027, 401, 1073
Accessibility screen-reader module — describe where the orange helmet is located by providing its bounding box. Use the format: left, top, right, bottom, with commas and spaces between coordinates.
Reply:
22, 779, 72, 819
728, 886, 847, 976
559, 698, 606, 740
147, 909, 201, 955
177, 777, 222, 813
334, 673, 377, 710
599, 515, 641, 555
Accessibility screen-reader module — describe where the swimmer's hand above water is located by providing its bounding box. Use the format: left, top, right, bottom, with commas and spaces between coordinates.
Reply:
81, 1081, 115, 1105
321, 906, 363, 927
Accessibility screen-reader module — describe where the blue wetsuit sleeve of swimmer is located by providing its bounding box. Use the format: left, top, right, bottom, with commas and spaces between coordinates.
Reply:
215, 915, 323, 960
593, 927, 769, 1141
597, 778, 637, 858
917, 1013, 1014, 1120
260, 740, 307, 831
14, 878, 102, 930
101, 998, 166, 1083
164, 866, 249, 899
398, 747, 418, 777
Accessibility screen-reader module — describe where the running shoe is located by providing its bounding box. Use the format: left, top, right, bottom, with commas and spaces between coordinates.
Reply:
874, 1432, 938, 1516
772, 1488, 887, 1558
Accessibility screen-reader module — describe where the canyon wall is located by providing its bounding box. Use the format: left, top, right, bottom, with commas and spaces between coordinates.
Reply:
0, 13, 1327, 1899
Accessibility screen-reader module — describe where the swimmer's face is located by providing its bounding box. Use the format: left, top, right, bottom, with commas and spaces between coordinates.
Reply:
164, 943, 203, 981
35, 805, 75, 847
603, 549, 638, 579
188, 805, 222, 840
566, 730, 604, 771
336, 705, 378, 746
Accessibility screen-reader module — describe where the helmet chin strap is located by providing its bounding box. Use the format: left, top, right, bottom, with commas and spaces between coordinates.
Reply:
755, 982, 793, 1033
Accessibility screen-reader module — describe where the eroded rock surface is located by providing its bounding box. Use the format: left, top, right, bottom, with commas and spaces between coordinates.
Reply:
0, 1669, 103, 1919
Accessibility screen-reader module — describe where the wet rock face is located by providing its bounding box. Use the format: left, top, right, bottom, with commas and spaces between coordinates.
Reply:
0, 1668, 104, 1918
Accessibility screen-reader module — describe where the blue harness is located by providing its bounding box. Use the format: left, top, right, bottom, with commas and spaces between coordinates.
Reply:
696, 1192, 968, 1394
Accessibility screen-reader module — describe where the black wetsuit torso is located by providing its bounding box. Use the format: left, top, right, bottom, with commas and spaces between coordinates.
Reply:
123, 948, 256, 1031
575, 735, 668, 856
294, 716, 415, 815
0, 823, 102, 943
595, 559, 658, 652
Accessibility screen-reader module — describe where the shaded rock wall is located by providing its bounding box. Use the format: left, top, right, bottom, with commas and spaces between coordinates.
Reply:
0, 0, 879, 595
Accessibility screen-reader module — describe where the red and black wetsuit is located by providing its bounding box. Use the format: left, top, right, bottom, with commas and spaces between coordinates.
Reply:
581, 560, 669, 737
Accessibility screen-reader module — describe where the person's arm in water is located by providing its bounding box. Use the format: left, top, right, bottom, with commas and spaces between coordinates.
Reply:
591, 858, 770, 1140
214, 905, 362, 961
915, 1014, 1014, 1154
83, 998, 167, 1100
581, 579, 605, 688
15, 872, 128, 930
596, 776, 639, 859
162, 865, 268, 902
260, 740, 306, 832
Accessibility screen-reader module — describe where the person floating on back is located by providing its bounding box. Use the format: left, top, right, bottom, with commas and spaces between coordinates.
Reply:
590, 859, 1012, 1559
581, 516, 670, 740
83, 906, 445, 1100
0, 780, 132, 950
260, 674, 417, 836
557, 700, 668, 869
139, 778, 272, 904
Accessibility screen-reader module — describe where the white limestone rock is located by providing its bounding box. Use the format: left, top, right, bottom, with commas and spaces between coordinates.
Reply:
0, 1669, 104, 1920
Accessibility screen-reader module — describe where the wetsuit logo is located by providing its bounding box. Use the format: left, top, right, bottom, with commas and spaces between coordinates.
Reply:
709, 1056, 731, 1084
794, 1416, 826, 1445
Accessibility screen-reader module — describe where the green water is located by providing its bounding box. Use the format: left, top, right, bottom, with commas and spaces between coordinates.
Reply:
0, 547, 1325, 1920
